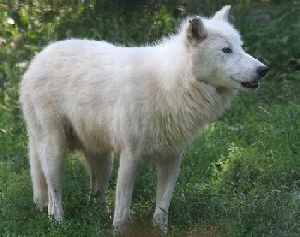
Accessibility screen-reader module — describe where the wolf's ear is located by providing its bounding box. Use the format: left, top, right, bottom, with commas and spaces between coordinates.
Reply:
186, 17, 207, 46
213, 5, 231, 21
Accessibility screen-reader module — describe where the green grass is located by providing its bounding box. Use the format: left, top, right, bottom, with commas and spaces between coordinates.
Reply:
1, 0, 300, 236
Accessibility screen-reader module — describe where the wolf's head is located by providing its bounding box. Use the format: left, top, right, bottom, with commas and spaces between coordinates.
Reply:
185, 5, 269, 91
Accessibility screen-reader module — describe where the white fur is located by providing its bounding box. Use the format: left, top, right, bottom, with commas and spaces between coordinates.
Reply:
19, 6, 267, 234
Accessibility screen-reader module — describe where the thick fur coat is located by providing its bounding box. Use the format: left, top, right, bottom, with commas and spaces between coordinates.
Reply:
19, 5, 268, 234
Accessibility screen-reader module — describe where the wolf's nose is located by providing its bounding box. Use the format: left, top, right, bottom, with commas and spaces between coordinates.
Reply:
257, 66, 269, 77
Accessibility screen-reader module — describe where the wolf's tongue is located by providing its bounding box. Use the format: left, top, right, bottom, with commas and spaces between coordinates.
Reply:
241, 82, 259, 89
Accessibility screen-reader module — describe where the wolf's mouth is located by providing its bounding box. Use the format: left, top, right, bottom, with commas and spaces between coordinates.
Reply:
241, 81, 259, 89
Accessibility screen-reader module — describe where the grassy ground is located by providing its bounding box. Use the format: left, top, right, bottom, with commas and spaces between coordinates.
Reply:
1, 1, 300, 236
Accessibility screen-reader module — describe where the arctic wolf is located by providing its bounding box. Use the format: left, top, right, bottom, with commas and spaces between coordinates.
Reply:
19, 5, 268, 234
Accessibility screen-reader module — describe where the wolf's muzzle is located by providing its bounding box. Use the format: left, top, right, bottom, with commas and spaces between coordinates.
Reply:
257, 66, 269, 78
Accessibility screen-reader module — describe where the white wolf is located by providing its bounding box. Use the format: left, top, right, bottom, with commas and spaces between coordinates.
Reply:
19, 5, 268, 234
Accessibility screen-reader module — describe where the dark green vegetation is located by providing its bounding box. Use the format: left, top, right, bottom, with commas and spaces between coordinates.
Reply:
1, 0, 300, 236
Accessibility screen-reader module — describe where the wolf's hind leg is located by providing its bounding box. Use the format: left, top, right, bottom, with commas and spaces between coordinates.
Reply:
39, 129, 67, 221
84, 151, 114, 212
29, 135, 48, 209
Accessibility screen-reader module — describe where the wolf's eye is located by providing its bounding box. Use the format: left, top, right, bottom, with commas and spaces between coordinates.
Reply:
222, 47, 232, 53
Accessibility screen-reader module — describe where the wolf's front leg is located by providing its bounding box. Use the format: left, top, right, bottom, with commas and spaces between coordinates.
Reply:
153, 155, 182, 234
113, 150, 140, 234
